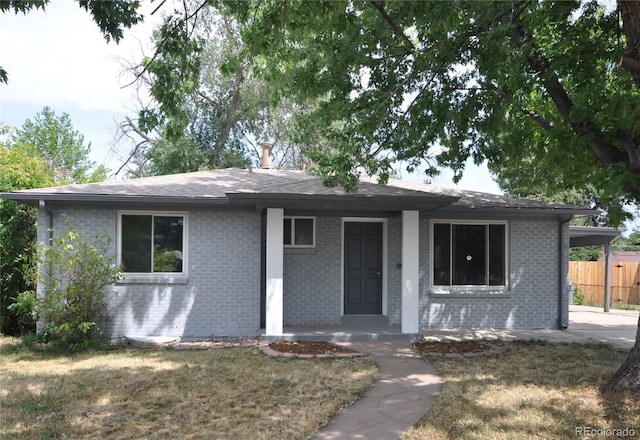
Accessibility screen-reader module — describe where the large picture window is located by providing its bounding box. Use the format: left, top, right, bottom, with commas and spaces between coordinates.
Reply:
432, 221, 508, 288
284, 217, 315, 247
119, 212, 186, 274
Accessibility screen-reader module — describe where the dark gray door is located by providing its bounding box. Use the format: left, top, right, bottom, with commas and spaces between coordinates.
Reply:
344, 222, 383, 315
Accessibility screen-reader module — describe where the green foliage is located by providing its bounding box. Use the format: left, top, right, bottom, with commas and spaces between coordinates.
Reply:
1, 109, 106, 335
572, 284, 585, 305
0, 143, 53, 335
12, 106, 107, 184
570, 246, 603, 261
146, 133, 251, 175
132, 6, 312, 175
614, 229, 640, 251
219, 1, 640, 220
32, 226, 122, 349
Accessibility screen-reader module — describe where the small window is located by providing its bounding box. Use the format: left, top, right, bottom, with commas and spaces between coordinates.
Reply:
432, 221, 508, 288
119, 212, 186, 274
284, 217, 315, 247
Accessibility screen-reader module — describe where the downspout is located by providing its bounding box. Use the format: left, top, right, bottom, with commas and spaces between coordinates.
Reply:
39, 200, 53, 244
559, 215, 573, 329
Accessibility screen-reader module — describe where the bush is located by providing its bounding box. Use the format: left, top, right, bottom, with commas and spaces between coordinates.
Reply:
572, 284, 585, 305
27, 226, 122, 349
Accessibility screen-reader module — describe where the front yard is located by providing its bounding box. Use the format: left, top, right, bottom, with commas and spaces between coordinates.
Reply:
2, 336, 638, 440
406, 340, 640, 439
0, 337, 376, 439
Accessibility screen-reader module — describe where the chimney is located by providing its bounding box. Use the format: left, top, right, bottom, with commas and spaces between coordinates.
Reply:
260, 142, 271, 169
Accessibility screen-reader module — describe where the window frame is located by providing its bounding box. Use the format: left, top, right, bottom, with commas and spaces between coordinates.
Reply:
430, 220, 509, 291
283, 216, 316, 248
117, 210, 188, 277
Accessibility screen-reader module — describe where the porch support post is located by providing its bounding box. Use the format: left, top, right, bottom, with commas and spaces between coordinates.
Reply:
402, 210, 420, 334
266, 208, 284, 336
604, 240, 612, 313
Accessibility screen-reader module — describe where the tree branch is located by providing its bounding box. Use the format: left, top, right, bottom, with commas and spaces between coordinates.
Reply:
369, 1, 416, 54
121, 0, 210, 89
619, 55, 640, 78
512, 24, 628, 168
521, 108, 553, 130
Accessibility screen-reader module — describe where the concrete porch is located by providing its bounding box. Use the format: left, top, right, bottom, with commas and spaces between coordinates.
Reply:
260, 324, 422, 342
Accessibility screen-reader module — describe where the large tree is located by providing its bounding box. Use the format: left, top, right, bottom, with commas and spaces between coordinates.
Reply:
223, 0, 640, 390
222, 1, 639, 220
0, 137, 53, 335
12, 107, 107, 184
117, 3, 312, 177
1, 108, 104, 335
0, 0, 143, 84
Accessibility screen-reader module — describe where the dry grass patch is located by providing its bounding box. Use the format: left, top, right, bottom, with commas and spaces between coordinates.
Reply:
0, 336, 377, 439
405, 340, 639, 440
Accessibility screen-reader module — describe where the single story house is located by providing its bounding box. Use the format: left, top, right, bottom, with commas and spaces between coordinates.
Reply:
2, 167, 596, 340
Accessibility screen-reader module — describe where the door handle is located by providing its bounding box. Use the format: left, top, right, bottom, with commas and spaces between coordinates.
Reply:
376, 272, 381, 275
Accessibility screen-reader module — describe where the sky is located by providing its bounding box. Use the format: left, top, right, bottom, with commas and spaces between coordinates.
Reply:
3, 2, 638, 233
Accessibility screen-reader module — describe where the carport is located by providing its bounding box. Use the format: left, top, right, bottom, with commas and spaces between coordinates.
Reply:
569, 226, 623, 312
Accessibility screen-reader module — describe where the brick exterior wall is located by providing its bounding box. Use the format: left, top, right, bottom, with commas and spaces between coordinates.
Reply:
41, 207, 261, 339
37, 206, 566, 337
419, 218, 564, 330
283, 216, 342, 326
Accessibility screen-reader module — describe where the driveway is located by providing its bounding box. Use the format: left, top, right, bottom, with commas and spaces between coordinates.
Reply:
568, 305, 639, 348
423, 306, 638, 349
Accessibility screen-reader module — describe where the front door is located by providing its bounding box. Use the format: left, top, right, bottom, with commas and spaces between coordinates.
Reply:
344, 222, 383, 315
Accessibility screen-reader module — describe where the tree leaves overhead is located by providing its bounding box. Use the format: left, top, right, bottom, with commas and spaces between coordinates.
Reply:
221, 0, 640, 219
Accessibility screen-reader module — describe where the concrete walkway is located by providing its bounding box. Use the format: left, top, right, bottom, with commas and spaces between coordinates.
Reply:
309, 307, 639, 440
311, 340, 443, 440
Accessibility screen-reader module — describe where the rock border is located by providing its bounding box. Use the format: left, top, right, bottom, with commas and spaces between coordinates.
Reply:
260, 344, 366, 359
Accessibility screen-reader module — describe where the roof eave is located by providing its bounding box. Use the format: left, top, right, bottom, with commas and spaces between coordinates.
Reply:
438, 205, 598, 217
226, 192, 461, 212
0, 192, 231, 206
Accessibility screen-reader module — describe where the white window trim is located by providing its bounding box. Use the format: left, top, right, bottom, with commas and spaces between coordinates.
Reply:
117, 210, 188, 278
284, 216, 316, 248
430, 219, 509, 292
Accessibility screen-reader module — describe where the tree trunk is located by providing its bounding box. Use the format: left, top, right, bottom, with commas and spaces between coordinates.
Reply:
608, 313, 640, 393
618, 0, 640, 88
605, 1, 640, 394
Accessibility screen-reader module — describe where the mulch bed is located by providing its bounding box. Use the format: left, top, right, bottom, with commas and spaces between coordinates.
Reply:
413, 340, 505, 357
263, 340, 364, 358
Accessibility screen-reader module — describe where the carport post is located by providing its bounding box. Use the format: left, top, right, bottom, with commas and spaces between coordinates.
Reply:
604, 241, 611, 313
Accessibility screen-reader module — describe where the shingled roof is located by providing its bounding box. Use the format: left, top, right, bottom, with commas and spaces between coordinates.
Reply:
1, 168, 596, 216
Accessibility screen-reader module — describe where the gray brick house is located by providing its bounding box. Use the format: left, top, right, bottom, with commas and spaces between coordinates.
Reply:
2, 168, 596, 340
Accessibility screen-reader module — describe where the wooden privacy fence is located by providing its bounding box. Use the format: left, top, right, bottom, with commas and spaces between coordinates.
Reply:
569, 261, 640, 305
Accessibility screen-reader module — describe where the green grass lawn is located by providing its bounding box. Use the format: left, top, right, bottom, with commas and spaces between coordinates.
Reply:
405, 341, 640, 440
0, 337, 377, 439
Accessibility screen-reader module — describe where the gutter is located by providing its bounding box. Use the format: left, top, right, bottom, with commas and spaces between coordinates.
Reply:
559, 215, 573, 329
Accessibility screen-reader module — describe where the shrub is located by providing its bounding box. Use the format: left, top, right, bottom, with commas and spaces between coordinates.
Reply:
573, 284, 585, 305
29, 227, 122, 349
